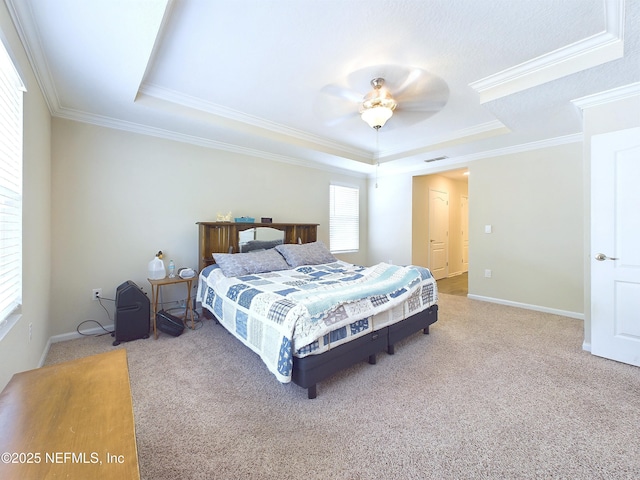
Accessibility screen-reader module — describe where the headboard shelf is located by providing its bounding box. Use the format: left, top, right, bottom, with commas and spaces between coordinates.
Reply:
197, 222, 319, 271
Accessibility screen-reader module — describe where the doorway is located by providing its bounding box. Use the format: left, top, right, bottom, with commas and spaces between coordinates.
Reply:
412, 169, 469, 288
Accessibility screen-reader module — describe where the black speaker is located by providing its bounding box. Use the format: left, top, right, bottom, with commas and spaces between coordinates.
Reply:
113, 281, 150, 346
156, 310, 185, 337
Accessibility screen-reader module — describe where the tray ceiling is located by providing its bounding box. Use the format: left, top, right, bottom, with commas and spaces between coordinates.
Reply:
6, 0, 640, 176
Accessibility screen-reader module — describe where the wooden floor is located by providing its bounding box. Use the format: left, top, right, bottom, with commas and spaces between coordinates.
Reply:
436, 272, 468, 296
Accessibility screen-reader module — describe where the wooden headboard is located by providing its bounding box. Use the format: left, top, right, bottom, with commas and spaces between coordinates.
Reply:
197, 222, 319, 272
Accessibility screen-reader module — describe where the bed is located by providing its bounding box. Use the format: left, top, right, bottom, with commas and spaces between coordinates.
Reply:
196, 222, 438, 398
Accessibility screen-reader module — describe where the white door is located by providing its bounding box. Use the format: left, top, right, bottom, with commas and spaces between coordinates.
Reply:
461, 195, 469, 272
591, 127, 640, 367
429, 189, 449, 280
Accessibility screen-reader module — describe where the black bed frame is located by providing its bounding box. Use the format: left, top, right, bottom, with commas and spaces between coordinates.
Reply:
203, 304, 438, 399
291, 305, 438, 399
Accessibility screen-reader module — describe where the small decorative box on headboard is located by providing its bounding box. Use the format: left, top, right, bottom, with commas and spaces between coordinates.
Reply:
234, 217, 255, 223
261, 217, 272, 223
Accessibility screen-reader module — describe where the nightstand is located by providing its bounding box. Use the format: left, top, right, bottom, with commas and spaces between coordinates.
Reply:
147, 276, 196, 339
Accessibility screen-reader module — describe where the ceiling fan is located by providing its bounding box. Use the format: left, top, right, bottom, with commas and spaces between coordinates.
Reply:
315, 64, 450, 130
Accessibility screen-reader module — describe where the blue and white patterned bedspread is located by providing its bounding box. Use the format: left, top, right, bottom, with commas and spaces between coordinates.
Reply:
197, 261, 437, 383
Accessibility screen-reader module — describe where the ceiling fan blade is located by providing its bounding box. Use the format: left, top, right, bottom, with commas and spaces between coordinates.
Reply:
320, 84, 363, 103
395, 74, 449, 102
397, 98, 449, 113
314, 84, 362, 125
346, 64, 413, 93
324, 111, 360, 127
392, 68, 423, 97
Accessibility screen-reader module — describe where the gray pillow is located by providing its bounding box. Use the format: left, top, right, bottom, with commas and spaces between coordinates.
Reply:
275, 241, 337, 267
213, 248, 290, 277
241, 239, 283, 253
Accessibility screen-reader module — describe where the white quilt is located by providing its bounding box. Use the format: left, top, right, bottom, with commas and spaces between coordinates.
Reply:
197, 261, 437, 383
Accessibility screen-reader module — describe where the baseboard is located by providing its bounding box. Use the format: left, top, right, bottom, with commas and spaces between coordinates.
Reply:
582, 341, 591, 352
38, 337, 52, 368
466, 294, 584, 320
38, 323, 115, 367
446, 271, 466, 278
51, 323, 115, 344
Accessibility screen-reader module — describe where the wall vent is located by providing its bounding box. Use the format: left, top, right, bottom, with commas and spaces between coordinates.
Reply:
424, 155, 449, 163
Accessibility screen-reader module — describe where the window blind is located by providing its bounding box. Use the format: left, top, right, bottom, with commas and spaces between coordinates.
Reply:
0, 41, 24, 326
329, 184, 359, 253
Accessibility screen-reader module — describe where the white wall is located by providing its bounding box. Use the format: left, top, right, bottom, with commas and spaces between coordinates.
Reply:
0, 3, 52, 390
50, 119, 368, 336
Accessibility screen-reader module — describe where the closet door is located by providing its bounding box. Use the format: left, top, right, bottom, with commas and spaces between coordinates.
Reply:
428, 188, 449, 280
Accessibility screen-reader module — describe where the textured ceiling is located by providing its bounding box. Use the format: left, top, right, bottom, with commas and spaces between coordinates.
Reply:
6, 0, 640, 176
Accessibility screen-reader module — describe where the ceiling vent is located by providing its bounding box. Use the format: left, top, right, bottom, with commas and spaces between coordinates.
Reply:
424, 155, 449, 163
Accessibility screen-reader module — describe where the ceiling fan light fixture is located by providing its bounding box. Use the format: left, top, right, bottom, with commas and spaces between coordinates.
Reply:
360, 77, 397, 129
361, 106, 394, 129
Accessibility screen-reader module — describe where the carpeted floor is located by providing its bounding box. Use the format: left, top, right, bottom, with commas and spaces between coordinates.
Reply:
44, 294, 640, 480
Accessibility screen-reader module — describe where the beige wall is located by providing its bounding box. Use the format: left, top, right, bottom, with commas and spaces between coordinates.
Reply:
412, 174, 468, 275
581, 93, 640, 348
50, 119, 368, 336
468, 142, 584, 315
0, 3, 52, 390
369, 141, 585, 316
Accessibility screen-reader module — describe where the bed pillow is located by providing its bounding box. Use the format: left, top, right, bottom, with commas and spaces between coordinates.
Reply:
275, 241, 337, 267
241, 248, 290, 274
241, 239, 284, 253
212, 253, 247, 277
213, 248, 290, 277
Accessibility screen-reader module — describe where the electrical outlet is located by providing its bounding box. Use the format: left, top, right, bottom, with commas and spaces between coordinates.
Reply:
92, 288, 102, 300
484, 269, 492, 278
28, 322, 32, 342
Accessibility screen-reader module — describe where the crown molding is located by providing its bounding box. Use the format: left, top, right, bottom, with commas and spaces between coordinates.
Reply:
380, 133, 584, 177
53, 100, 584, 182
137, 82, 373, 163
470, 0, 625, 103
4, 0, 60, 114
379, 120, 510, 163
53, 106, 368, 178
571, 81, 640, 110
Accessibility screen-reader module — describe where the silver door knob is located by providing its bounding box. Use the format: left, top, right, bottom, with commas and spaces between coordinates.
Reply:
595, 253, 619, 261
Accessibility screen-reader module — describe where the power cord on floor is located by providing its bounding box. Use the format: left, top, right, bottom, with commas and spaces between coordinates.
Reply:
76, 297, 114, 337
76, 319, 114, 337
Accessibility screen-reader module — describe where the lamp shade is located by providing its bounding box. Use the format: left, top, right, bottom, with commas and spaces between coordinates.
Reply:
361, 106, 393, 129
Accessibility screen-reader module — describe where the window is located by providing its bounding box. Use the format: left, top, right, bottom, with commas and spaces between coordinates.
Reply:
329, 184, 359, 253
0, 40, 24, 332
